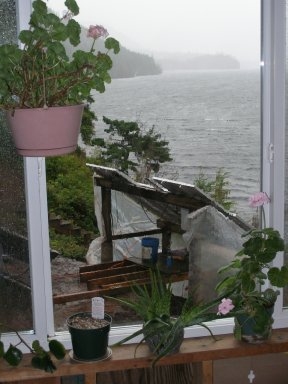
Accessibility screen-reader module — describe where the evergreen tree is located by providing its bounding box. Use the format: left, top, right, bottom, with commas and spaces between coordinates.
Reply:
101, 116, 172, 181
194, 168, 235, 211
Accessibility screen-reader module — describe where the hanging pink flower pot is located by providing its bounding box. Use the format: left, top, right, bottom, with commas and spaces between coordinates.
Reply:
6, 104, 84, 157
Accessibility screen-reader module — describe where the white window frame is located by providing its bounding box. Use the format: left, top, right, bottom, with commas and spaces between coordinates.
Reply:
4, 0, 286, 350
261, 0, 288, 327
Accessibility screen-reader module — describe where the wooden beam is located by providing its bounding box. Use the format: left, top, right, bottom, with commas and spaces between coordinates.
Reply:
202, 361, 213, 384
101, 187, 113, 262
111, 228, 163, 240
94, 176, 205, 211
79, 260, 131, 273
86, 270, 150, 290
80, 264, 147, 283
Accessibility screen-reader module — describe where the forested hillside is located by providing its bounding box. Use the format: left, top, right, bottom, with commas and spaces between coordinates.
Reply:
63, 25, 162, 79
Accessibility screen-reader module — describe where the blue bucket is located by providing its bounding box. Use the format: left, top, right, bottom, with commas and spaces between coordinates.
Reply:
141, 237, 159, 263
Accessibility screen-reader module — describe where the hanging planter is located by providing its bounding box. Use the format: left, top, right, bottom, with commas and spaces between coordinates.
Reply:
6, 104, 84, 157
0, 0, 120, 157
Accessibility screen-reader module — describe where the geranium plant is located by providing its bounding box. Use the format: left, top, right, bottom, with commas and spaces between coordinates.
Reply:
0, 0, 120, 110
216, 192, 288, 341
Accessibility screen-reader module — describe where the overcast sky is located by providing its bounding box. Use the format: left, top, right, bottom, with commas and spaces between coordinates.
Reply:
46, 0, 260, 67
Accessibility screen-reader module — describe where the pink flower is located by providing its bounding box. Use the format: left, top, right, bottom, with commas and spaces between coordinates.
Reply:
217, 298, 235, 315
87, 25, 108, 40
248, 192, 270, 208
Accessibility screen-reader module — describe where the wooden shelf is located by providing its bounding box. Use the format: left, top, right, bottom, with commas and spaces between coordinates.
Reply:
2, 329, 288, 384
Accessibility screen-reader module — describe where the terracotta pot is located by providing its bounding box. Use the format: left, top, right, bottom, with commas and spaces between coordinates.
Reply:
6, 104, 84, 157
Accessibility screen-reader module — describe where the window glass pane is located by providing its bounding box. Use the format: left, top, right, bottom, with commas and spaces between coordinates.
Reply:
283, 0, 288, 308
46, 0, 261, 330
0, 0, 33, 331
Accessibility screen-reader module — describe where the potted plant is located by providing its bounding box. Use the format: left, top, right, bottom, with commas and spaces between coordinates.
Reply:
216, 192, 288, 343
0, 325, 66, 372
107, 268, 221, 365
67, 297, 112, 361
0, 0, 120, 157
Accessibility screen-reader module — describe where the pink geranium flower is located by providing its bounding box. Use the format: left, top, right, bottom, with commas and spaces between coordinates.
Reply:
248, 192, 270, 208
217, 298, 235, 315
87, 25, 108, 40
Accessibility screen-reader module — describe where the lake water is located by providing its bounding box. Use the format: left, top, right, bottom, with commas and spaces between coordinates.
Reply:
91, 69, 261, 221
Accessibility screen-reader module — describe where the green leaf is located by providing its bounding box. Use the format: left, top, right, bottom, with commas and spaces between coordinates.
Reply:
105, 37, 120, 54
31, 355, 57, 373
50, 23, 68, 42
32, 340, 46, 357
243, 274, 256, 292
47, 41, 68, 60
65, 0, 80, 15
18, 30, 33, 45
49, 340, 66, 360
233, 317, 242, 340
268, 266, 288, 287
66, 19, 81, 46
32, 0, 47, 14
31, 356, 46, 370
4, 345, 23, 366
215, 275, 237, 294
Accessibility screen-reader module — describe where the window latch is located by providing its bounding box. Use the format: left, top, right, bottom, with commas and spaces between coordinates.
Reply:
268, 143, 274, 163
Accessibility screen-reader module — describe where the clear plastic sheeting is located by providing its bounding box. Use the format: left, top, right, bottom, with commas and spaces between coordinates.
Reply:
91, 186, 160, 263
183, 205, 246, 304
89, 185, 185, 264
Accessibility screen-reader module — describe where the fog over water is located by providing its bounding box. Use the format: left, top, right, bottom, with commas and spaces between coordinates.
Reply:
47, 0, 260, 69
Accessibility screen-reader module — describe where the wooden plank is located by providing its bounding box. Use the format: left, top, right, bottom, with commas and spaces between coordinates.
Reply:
4, 379, 61, 384
87, 270, 150, 290
79, 259, 132, 273
80, 264, 147, 283
88, 277, 151, 292
53, 288, 113, 304
112, 228, 163, 240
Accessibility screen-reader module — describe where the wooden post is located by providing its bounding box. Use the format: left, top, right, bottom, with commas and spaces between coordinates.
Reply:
85, 372, 97, 384
192, 361, 213, 384
101, 187, 113, 262
202, 361, 213, 384
161, 229, 171, 255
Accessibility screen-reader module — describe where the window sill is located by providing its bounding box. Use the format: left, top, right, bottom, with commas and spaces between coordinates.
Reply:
1, 329, 288, 384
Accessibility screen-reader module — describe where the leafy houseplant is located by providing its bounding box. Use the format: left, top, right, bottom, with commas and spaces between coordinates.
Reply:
0, 0, 120, 156
216, 192, 288, 343
108, 268, 220, 365
0, 326, 66, 372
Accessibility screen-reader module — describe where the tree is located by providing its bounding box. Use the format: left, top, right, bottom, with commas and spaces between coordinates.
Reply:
194, 168, 235, 211
80, 96, 98, 145
100, 117, 172, 182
